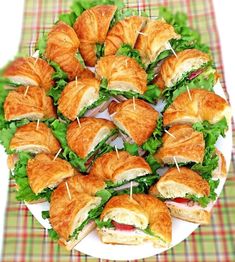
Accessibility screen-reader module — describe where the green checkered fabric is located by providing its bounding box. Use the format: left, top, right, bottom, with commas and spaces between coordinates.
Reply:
1, 0, 235, 261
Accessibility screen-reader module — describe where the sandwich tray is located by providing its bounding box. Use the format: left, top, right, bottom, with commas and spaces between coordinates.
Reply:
1, 81, 231, 261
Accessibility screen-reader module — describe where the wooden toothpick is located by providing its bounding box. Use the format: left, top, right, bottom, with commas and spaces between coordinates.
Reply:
65, 181, 72, 200
53, 148, 62, 161
24, 86, 30, 97
130, 181, 133, 200
136, 30, 148, 36
133, 96, 136, 110
76, 117, 81, 128
166, 42, 178, 59
115, 145, 120, 159
34, 56, 39, 66
186, 86, 192, 101
36, 119, 40, 130
164, 129, 176, 139
75, 76, 78, 88
173, 156, 180, 173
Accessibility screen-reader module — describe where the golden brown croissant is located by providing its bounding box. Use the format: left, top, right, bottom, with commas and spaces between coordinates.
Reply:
149, 167, 211, 224
108, 99, 158, 145
10, 122, 60, 154
98, 194, 172, 247
153, 49, 211, 90
163, 89, 231, 126
3, 57, 54, 91
27, 153, 74, 194
104, 16, 147, 56
66, 117, 116, 159
58, 78, 100, 121
90, 151, 152, 182
50, 174, 105, 250
4, 86, 56, 121
73, 5, 117, 66
135, 19, 180, 66
154, 124, 205, 164
96, 55, 147, 94
45, 21, 87, 81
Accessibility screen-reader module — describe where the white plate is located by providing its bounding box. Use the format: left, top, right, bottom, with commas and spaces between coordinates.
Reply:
1, 81, 232, 260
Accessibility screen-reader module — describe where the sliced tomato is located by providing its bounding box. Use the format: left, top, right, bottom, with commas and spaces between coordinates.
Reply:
173, 197, 189, 203
112, 221, 135, 231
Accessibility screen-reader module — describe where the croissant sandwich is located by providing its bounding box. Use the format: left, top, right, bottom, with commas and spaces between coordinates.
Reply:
58, 77, 101, 120
104, 16, 147, 56
3, 57, 54, 91
163, 89, 231, 126
50, 174, 108, 250
10, 122, 60, 154
66, 117, 116, 160
27, 153, 74, 195
154, 49, 214, 91
90, 150, 152, 189
73, 5, 117, 66
4, 86, 56, 121
135, 19, 180, 66
96, 55, 147, 95
96, 194, 172, 247
108, 99, 159, 145
149, 167, 213, 224
45, 21, 93, 81
154, 124, 205, 165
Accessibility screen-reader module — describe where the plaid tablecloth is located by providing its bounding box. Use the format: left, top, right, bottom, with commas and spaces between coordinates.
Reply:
1, 0, 235, 261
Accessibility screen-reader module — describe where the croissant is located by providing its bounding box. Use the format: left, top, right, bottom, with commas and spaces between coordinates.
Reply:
104, 16, 147, 56
135, 19, 180, 66
108, 99, 159, 145
10, 122, 60, 154
4, 86, 56, 121
154, 49, 211, 90
50, 174, 105, 250
90, 151, 152, 182
66, 117, 116, 159
58, 78, 100, 121
96, 55, 147, 94
163, 89, 231, 126
73, 5, 117, 66
3, 57, 54, 91
154, 124, 205, 164
45, 21, 89, 81
27, 153, 74, 194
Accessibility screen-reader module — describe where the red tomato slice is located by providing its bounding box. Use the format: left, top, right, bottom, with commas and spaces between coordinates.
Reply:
112, 221, 135, 231
173, 198, 189, 203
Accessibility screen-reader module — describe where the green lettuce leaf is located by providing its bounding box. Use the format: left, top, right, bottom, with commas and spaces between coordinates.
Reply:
35, 33, 48, 57
95, 218, 113, 229
58, 12, 77, 27
96, 43, 105, 59
124, 142, 139, 156
186, 179, 219, 207
42, 211, 50, 219
193, 118, 228, 146
145, 154, 161, 174
142, 117, 163, 154
159, 7, 210, 53
13, 152, 53, 202
48, 228, 60, 240
139, 84, 161, 103
47, 61, 68, 105
116, 44, 145, 68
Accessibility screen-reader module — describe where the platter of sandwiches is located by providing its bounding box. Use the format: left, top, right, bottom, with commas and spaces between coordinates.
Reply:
0, 0, 232, 260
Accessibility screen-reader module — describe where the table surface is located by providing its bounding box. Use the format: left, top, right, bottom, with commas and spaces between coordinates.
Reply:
0, 0, 234, 261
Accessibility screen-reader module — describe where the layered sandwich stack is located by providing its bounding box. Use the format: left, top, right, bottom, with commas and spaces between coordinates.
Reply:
0, 0, 231, 251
